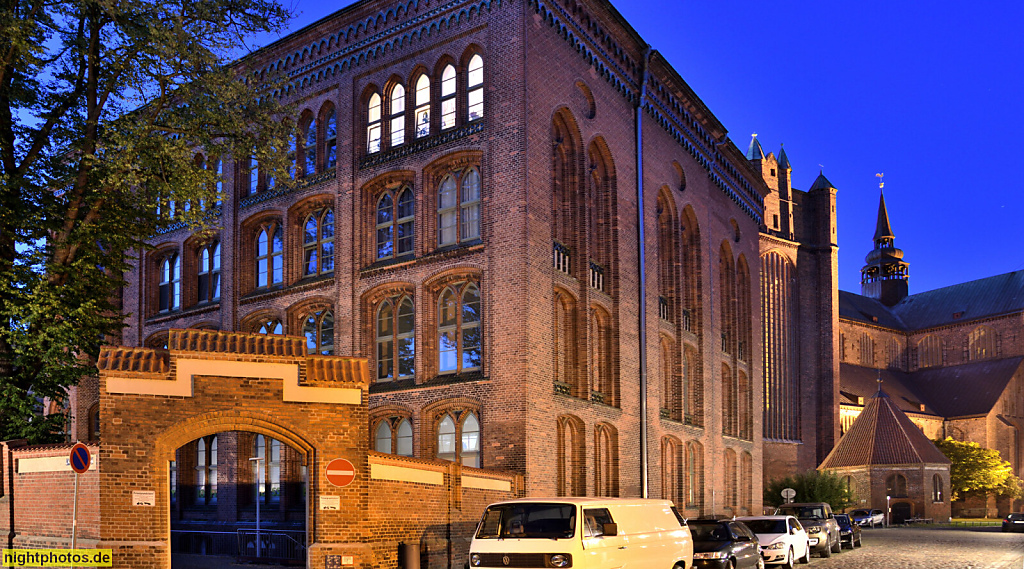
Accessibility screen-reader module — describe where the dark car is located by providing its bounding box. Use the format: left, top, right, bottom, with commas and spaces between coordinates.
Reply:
849, 508, 884, 528
690, 519, 764, 569
833, 513, 863, 548
1003, 513, 1024, 532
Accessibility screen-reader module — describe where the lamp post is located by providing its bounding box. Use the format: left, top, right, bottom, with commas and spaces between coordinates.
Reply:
886, 495, 891, 528
249, 457, 264, 558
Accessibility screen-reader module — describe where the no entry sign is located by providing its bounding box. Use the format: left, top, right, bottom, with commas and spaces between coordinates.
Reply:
325, 458, 356, 487
69, 442, 91, 474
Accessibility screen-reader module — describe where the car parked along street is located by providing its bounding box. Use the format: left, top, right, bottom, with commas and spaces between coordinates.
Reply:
738, 515, 811, 568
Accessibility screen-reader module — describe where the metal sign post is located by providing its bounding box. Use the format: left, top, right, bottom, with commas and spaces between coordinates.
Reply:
249, 457, 264, 558
781, 488, 796, 504
69, 443, 91, 551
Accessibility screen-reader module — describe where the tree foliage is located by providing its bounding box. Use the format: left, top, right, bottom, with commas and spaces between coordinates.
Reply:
764, 470, 855, 511
934, 437, 1023, 501
0, 0, 296, 442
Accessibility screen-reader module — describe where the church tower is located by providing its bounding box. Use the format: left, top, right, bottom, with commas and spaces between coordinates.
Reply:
860, 188, 909, 306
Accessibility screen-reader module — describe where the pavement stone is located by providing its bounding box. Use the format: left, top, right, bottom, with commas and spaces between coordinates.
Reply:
801, 527, 1024, 569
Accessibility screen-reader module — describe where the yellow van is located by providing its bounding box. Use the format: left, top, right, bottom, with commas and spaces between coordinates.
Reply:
468, 498, 693, 568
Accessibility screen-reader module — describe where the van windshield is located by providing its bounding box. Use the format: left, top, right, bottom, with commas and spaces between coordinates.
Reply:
475, 503, 576, 539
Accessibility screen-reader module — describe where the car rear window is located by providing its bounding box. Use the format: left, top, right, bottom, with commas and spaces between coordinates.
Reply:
689, 522, 730, 541
743, 519, 787, 534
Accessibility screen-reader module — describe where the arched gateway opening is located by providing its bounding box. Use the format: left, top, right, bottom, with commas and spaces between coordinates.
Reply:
169, 432, 308, 567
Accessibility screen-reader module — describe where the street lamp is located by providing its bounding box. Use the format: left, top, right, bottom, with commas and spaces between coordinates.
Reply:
886, 495, 891, 528
249, 457, 264, 558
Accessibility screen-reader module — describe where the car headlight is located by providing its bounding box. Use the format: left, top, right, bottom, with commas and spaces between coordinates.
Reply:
693, 551, 729, 559
805, 525, 821, 533
840, 529, 851, 534
764, 542, 786, 550
548, 554, 571, 568
470, 553, 481, 566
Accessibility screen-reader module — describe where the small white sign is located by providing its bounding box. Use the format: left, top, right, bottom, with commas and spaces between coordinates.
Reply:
132, 490, 156, 507
319, 495, 340, 510
342, 556, 354, 566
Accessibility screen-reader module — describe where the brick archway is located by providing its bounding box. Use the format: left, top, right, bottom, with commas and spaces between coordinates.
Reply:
155, 410, 316, 463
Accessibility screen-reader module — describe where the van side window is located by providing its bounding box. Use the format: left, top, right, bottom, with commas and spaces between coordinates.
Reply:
583, 508, 614, 537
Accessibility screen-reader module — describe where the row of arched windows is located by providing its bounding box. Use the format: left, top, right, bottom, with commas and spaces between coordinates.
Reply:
556, 416, 619, 498
761, 251, 799, 441
661, 437, 705, 512
552, 290, 618, 406
366, 53, 483, 155
371, 408, 481, 468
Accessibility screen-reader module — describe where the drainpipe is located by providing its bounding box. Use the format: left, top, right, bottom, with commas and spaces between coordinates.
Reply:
636, 46, 652, 499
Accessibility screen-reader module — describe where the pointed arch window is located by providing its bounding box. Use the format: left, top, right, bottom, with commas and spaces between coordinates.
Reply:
376, 295, 415, 382
438, 282, 481, 374
414, 74, 431, 138
886, 472, 908, 498
302, 115, 317, 176
256, 318, 283, 335
440, 65, 456, 130
376, 187, 414, 260
374, 418, 414, 456
324, 108, 337, 169
303, 208, 334, 276
159, 253, 181, 312
467, 54, 484, 121
254, 435, 281, 504
932, 474, 944, 502
256, 223, 284, 287
195, 435, 217, 505
375, 420, 392, 453
303, 309, 334, 355
367, 92, 382, 153
390, 83, 406, 147
436, 411, 480, 467
438, 168, 481, 247
197, 242, 221, 303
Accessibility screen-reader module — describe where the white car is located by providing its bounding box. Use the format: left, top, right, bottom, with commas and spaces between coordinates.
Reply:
738, 515, 811, 568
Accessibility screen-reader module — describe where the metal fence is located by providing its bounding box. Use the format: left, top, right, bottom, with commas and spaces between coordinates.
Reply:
170, 529, 306, 562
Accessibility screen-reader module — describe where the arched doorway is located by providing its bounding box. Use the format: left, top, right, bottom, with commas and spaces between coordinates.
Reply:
891, 501, 912, 525
169, 431, 308, 568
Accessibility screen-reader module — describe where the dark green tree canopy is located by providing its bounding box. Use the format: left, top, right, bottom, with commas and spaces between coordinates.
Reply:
934, 437, 1022, 501
0, 0, 296, 442
764, 470, 855, 511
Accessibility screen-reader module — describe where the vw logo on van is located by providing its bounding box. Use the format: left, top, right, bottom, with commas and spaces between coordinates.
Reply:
502, 555, 510, 565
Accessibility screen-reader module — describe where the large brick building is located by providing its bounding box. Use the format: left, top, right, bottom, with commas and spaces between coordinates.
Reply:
60, 0, 770, 547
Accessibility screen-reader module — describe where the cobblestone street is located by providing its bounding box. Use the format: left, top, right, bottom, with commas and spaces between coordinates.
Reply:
805, 527, 1024, 569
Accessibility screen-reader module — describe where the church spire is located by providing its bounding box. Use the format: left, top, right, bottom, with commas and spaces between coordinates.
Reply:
860, 173, 909, 306
874, 190, 895, 243
745, 133, 765, 160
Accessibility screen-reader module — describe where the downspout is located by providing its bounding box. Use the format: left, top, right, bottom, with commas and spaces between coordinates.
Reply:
636, 46, 652, 499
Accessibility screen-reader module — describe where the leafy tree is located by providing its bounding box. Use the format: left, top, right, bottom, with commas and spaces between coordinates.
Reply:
934, 437, 1023, 501
0, 0, 297, 442
764, 470, 855, 511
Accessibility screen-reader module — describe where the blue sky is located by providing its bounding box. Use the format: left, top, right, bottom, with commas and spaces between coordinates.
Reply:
252, 0, 1024, 295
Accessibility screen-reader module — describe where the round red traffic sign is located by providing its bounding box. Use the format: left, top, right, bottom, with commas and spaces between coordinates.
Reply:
325, 458, 356, 487
69, 442, 91, 474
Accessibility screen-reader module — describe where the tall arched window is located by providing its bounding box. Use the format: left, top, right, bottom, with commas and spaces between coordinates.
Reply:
860, 332, 875, 366
662, 437, 682, 506
159, 253, 181, 312
256, 224, 283, 288
303, 309, 334, 355
918, 335, 943, 368
374, 420, 392, 453
590, 306, 614, 405
324, 108, 337, 169
722, 364, 736, 437
557, 416, 583, 496
437, 414, 456, 462
197, 242, 221, 303
248, 156, 260, 194
414, 74, 430, 138
461, 412, 481, 467
303, 208, 334, 276
256, 318, 283, 335
660, 337, 676, 418
969, 325, 997, 361
741, 451, 753, 513
686, 441, 703, 510
195, 436, 217, 505
886, 472, 908, 498
724, 449, 737, 510
438, 168, 482, 247
684, 346, 699, 426
932, 474, 944, 502
389, 83, 406, 147
254, 435, 281, 504
302, 115, 317, 176
553, 292, 579, 396
594, 423, 618, 497
738, 370, 751, 440
367, 92, 382, 153
467, 54, 484, 121
376, 295, 415, 381
438, 282, 481, 374
396, 418, 413, 456
440, 64, 456, 129
376, 187, 414, 260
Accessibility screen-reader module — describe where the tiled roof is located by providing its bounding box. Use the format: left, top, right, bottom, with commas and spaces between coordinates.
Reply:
840, 271, 1024, 331
838, 291, 908, 330
840, 358, 1024, 419
819, 390, 950, 469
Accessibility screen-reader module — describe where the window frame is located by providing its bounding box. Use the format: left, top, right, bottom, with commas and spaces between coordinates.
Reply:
302, 208, 335, 277
301, 113, 317, 177
158, 252, 181, 313
375, 186, 415, 261
302, 309, 334, 355
440, 64, 457, 130
367, 91, 382, 154
389, 82, 406, 148
437, 281, 482, 375
255, 222, 284, 289
194, 435, 218, 506
197, 241, 221, 304
373, 416, 414, 457
434, 410, 481, 468
437, 167, 482, 248
414, 73, 431, 138
466, 53, 484, 122
376, 294, 416, 382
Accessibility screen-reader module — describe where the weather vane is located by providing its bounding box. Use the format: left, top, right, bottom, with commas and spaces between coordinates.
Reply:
876, 172, 884, 189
